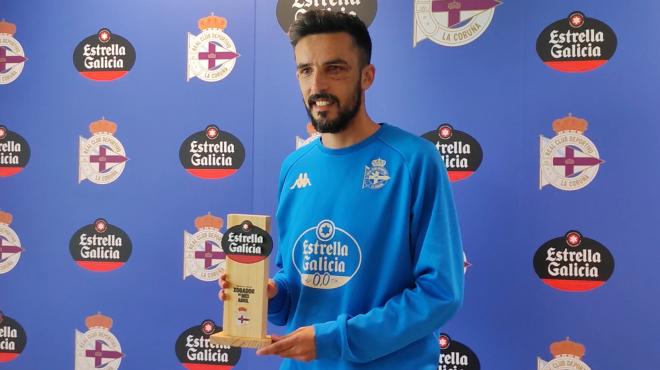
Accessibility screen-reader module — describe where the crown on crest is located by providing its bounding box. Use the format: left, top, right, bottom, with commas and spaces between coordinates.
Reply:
195, 213, 224, 230
89, 118, 117, 135
0, 210, 13, 225
0, 20, 17, 36
552, 114, 588, 134
371, 158, 386, 167
198, 14, 228, 31
550, 338, 585, 359
85, 312, 113, 330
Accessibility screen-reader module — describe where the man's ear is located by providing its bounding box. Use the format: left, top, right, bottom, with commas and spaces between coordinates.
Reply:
361, 64, 376, 91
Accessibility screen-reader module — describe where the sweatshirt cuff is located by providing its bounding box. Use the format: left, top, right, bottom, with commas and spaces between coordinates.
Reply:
314, 318, 342, 360
268, 277, 288, 315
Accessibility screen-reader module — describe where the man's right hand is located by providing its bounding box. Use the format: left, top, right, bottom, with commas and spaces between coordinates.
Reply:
218, 272, 278, 301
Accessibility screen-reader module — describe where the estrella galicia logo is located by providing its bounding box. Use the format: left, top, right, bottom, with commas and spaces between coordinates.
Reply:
221, 220, 273, 264
73, 28, 136, 81
438, 333, 480, 370
70, 218, 132, 272
0, 20, 27, 85
414, 0, 502, 47
537, 12, 617, 73
0, 210, 23, 275
0, 125, 30, 177
533, 230, 614, 292
175, 320, 241, 369
179, 125, 246, 180
0, 312, 27, 363
276, 0, 378, 33
292, 220, 362, 289
422, 124, 483, 182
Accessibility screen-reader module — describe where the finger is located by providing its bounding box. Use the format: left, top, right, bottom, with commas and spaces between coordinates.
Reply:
257, 336, 295, 356
217, 289, 228, 301
219, 273, 230, 289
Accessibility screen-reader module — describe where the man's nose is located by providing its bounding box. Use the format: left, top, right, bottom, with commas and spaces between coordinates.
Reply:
310, 70, 328, 93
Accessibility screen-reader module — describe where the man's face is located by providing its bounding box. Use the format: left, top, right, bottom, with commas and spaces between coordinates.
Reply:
294, 32, 364, 134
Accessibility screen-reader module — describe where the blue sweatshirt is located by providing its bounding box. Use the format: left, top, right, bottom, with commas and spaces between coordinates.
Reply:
269, 123, 464, 370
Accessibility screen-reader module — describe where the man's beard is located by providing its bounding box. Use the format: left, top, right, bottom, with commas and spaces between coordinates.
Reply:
305, 83, 361, 134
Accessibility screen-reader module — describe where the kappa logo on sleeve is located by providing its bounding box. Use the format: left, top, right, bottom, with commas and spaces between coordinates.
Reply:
184, 213, 226, 281
414, 0, 502, 47
0, 210, 23, 275
79, 118, 128, 185
75, 313, 124, 370
0, 311, 27, 363
292, 220, 362, 289
537, 338, 592, 370
187, 14, 239, 82
0, 20, 27, 85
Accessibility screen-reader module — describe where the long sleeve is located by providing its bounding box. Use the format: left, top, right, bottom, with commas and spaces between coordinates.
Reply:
268, 251, 292, 326
313, 148, 464, 363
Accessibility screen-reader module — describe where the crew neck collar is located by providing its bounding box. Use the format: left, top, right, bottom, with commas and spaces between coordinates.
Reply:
315, 123, 387, 155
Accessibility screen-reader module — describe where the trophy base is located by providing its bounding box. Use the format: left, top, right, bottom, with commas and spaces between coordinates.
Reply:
210, 331, 272, 349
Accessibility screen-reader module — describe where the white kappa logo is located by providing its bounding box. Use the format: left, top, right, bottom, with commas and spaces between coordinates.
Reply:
290, 173, 312, 189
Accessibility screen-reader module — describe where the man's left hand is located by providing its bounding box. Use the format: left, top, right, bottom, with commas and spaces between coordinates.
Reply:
256, 326, 316, 362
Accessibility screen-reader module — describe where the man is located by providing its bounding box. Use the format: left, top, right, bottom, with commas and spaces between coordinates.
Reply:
220, 10, 464, 369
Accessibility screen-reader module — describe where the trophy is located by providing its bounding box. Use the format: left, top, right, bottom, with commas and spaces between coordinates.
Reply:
210, 214, 273, 348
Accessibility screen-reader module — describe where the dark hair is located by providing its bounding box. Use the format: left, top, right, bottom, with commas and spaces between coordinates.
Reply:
289, 10, 372, 67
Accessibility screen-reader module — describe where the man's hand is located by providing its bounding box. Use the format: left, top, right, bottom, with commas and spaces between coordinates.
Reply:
256, 326, 316, 362
217, 272, 278, 301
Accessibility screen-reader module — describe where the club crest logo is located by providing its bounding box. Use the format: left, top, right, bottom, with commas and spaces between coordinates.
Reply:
414, 0, 502, 47
70, 218, 132, 272
179, 125, 246, 179
534, 230, 614, 292
537, 12, 617, 73
79, 118, 128, 185
292, 220, 362, 289
75, 313, 124, 370
0, 311, 27, 363
295, 123, 320, 150
184, 213, 226, 281
0, 20, 27, 85
175, 320, 241, 369
73, 28, 136, 81
422, 124, 483, 182
438, 333, 480, 370
0, 210, 22, 275
362, 158, 390, 189
276, 0, 378, 33
537, 338, 592, 370
0, 125, 30, 177
187, 14, 239, 82
540, 114, 603, 191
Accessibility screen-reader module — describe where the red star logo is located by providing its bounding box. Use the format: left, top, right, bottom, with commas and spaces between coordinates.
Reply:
0, 127, 6, 139
439, 125, 453, 139
206, 126, 219, 140
569, 13, 584, 28
566, 231, 581, 247
98, 30, 111, 43
95, 219, 108, 233
439, 335, 450, 349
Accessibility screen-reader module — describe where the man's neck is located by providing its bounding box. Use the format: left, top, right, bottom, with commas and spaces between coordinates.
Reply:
320, 113, 380, 149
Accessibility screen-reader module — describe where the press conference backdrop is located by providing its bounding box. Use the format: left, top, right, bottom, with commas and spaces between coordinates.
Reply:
1, 1, 659, 369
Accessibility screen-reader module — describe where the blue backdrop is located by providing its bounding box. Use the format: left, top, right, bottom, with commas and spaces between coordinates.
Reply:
1, 0, 659, 369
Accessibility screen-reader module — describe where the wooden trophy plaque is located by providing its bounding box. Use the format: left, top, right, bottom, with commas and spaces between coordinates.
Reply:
210, 214, 273, 348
